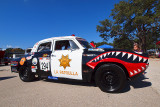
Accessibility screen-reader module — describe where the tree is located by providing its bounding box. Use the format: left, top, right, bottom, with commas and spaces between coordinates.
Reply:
11, 48, 25, 53
95, 41, 113, 47
5, 48, 25, 57
113, 35, 133, 50
5, 48, 13, 57
97, 0, 160, 52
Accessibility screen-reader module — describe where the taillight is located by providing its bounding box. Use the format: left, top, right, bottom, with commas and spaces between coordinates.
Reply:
31, 66, 36, 69
10, 61, 18, 66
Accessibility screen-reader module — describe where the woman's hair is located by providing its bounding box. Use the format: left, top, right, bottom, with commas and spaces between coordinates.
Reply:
133, 42, 141, 51
134, 43, 138, 46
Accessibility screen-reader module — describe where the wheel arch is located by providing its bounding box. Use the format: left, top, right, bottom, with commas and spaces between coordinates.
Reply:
92, 62, 129, 79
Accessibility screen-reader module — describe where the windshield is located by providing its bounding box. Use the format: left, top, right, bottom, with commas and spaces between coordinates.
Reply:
26, 49, 32, 53
76, 38, 93, 49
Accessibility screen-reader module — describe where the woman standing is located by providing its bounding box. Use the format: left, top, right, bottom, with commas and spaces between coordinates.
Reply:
133, 43, 142, 53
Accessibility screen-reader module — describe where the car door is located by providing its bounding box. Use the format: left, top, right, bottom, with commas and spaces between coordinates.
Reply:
35, 41, 52, 77
51, 39, 83, 80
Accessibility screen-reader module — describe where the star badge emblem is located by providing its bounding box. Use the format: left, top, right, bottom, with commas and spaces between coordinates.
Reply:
59, 54, 71, 69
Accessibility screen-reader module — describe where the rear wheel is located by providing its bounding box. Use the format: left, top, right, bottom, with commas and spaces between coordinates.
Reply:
19, 66, 35, 82
95, 64, 126, 93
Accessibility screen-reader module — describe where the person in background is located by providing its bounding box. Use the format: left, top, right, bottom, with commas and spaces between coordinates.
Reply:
158, 46, 160, 58
133, 43, 146, 75
90, 41, 96, 48
156, 50, 159, 58
133, 43, 142, 53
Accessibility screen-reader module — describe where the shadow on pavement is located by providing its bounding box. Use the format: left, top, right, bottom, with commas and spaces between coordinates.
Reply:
0, 65, 9, 67
44, 79, 96, 87
129, 74, 152, 88
43, 73, 151, 93
0, 69, 8, 71
121, 74, 152, 93
0, 76, 17, 81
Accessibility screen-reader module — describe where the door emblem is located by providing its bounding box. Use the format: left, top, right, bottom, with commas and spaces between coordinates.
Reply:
20, 57, 26, 65
59, 55, 71, 69
32, 58, 38, 65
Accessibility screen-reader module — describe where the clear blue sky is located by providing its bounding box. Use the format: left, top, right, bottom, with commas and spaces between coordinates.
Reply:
0, 0, 120, 49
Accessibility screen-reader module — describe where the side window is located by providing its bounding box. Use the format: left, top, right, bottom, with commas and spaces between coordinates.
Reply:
55, 40, 70, 50
69, 40, 79, 50
37, 42, 51, 52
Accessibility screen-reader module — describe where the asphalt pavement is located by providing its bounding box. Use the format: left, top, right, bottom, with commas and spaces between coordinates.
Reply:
0, 58, 160, 107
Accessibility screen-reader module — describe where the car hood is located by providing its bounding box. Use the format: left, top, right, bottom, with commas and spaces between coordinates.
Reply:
10, 54, 30, 62
84, 48, 148, 58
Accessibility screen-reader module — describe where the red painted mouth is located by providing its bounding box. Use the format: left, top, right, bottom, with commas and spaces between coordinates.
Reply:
86, 51, 149, 77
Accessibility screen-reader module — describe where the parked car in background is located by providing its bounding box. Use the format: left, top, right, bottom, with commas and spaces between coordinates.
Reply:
0, 49, 9, 65
147, 49, 156, 56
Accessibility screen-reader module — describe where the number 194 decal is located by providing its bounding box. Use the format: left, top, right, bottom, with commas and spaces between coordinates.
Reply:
39, 57, 50, 71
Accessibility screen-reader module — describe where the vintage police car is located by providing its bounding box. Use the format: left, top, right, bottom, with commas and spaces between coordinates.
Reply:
11, 35, 149, 93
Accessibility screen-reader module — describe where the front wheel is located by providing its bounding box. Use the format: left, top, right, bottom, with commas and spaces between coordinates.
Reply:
19, 66, 35, 82
95, 64, 126, 93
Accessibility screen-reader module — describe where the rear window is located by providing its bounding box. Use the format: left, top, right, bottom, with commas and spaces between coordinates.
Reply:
37, 42, 51, 52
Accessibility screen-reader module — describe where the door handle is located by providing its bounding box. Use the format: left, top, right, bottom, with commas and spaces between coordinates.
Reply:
51, 54, 56, 57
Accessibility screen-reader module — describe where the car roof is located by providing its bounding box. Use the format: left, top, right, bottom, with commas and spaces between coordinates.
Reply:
38, 36, 81, 43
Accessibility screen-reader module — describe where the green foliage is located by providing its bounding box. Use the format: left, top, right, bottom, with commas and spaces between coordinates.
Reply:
5, 48, 25, 57
95, 41, 113, 47
5, 48, 13, 57
11, 48, 25, 53
113, 35, 133, 50
97, 0, 160, 52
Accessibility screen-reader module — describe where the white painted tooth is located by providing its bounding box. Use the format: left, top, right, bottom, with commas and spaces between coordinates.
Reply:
139, 57, 142, 62
95, 59, 97, 62
133, 55, 137, 61
112, 52, 115, 55
138, 69, 141, 72
116, 52, 121, 56
130, 72, 133, 76
134, 70, 138, 74
142, 66, 145, 70
97, 57, 99, 60
100, 55, 103, 59
108, 52, 111, 55
127, 53, 132, 59
143, 58, 147, 62
103, 53, 107, 57
122, 52, 126, 57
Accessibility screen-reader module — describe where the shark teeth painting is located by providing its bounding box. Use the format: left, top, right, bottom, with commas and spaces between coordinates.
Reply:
87, 51, 149, 77
91, 51, 148, 63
